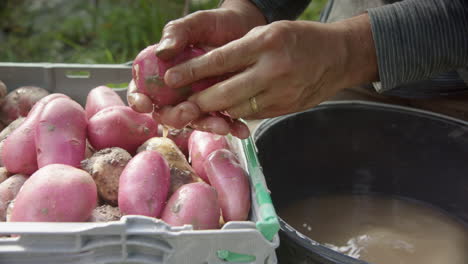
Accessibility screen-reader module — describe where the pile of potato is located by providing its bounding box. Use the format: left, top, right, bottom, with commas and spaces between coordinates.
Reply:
0, 81, 251, 230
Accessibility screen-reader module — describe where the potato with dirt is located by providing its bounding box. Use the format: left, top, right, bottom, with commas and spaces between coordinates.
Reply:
167, 127, 193, 157
0, 117, 25, 143
2, 93, 68, 174
138, 137, 202, 194
9, 164, 97, 222
81, 147, 132, 206
119, 151, 170, 218
35, 97, 87, 168
132, 45, 224, 109
0, 86, 49, 125
89, 205, 122, 222
161, 182, 220, 230
88, 106, 158, 153
0, 174, 28, 221
0, 80, 8, 100
0, 167, 10, 184
204, 149, 251, 222
85, 85, 125, 119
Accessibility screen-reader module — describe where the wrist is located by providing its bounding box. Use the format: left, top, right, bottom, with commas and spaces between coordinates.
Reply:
220, 0, 267, 28
333, 13, 379, 88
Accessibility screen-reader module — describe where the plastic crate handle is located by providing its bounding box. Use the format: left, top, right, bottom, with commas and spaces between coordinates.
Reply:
242, 136, 280, 241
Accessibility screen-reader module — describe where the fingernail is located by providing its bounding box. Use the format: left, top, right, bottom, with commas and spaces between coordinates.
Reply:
156, 38, 175, 54
166, 71, 182, 87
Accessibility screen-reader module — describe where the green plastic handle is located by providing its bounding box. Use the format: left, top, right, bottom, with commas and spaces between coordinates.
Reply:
242, 136, 280, 241
217, 250, 256, 263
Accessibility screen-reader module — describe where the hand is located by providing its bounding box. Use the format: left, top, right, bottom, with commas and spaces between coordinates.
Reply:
127, 0, 265, 138
162, 14, 379, 124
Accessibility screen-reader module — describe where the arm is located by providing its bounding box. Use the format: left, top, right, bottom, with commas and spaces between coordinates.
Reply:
368, 0, 468, 92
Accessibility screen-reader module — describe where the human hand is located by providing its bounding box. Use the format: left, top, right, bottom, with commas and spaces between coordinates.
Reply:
127, 0, 265, 138
160, 14, 379, 127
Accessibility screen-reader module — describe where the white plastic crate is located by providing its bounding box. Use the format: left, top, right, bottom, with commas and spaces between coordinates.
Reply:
0, 63, 280, 264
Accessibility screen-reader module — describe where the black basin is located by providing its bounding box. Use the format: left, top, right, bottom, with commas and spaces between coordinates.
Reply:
254, 101, 468, 264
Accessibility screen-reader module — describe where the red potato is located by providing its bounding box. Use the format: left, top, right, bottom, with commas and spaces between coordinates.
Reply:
119, 151, 170, 218
2, 93, 68, 174
9, 164, 97, 222
0, 86, 49, 125
0, 174, 28, 221
168, 127, 193, 157
138, 137, 202, 194
0, 117, 25, 142
85, 85, 125, 119
85, 140, 96, 159
35, 97, 87, 168
0, 117, 26, 166
188, 131, 229, 183
204, 149, 251, 222
132, 44, 223, 109
88, 106, 158, 153
161, 182, 220, 230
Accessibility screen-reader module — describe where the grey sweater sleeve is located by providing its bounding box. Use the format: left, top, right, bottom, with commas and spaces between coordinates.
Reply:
368, 0, 468, 92
249, 0, 311, 22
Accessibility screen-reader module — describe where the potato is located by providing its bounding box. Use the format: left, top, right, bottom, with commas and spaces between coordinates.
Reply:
168, 127, 193, 157
89, 205, 122, 222
161, 182, 220, 230
85, 85, 125, 119
188, 131, 229, 183
81, 147, 132, 206
0, 117, 25, 142
85, 140, 96, 159
9, 164, 97, 222
0, 167, 10, 184
132, 44, 223, 109
0, 80, 8, 100
204, 149, 251, 222
119, 151, 170, 218
138, 137, 202, 194
0, 174, 28, 221
0, 86, 49, 125
35, 97, 87, 168
88, 106, 158, 153
2, 94, 68, 174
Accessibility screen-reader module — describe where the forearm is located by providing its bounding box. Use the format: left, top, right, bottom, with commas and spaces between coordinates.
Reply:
248, 0, 311, 22
220, 0, 267, 27
368, 0, 468, 92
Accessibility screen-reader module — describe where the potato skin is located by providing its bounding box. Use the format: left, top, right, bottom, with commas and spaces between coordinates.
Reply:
85, 85, 125, 119
0, 86, 49, 125
167, 127, 193, 157
0, 174, 27, 221
0, 117, 25, 142
35, 97, 87, 168
2, 94, 68, 174
188, 131, 229, 183
161, 182, 220, 230
138, 137, 202, 194
118, 151, 170, 218
9, 164, 97, 222
88, 106, 158, 153
0, 80, 7, 100
0, 167, 9, 184
81, 147, 132, 206
204, 149, 251, 222
89, 205, 122, 222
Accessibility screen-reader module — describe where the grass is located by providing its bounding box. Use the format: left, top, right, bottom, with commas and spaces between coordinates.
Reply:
0, 0, 327, 64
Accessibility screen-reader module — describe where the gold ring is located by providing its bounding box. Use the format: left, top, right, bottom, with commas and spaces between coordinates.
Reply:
249, 96, 259, 114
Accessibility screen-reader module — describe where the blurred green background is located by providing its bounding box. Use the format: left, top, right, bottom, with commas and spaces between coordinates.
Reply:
0, 0, 327, 64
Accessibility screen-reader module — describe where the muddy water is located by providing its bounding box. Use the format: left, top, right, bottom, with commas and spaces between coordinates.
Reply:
279, 195, 468, 264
